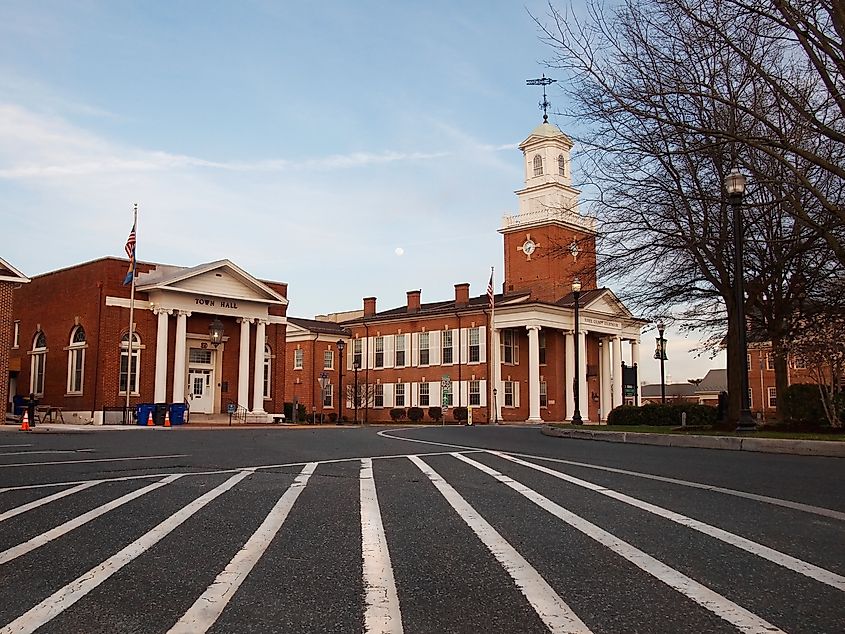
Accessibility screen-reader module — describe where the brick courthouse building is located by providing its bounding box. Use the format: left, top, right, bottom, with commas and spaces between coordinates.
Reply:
9, 258, 287, 424
287, 119, 646, 423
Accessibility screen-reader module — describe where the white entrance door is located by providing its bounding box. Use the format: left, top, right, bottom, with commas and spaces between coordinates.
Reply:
188, 369, 214, 414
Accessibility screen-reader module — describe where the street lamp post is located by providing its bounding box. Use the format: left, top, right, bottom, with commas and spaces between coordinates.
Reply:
657, 320, 666, 404
726, 167, 756, 431
572, 278, 583, 425
353, 360, 360, 424
336, 339, 346, 425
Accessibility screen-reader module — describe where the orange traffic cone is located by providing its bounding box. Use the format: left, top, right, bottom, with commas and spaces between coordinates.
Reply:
19, 411, 30, 432
146, 411, 154, 426
164, 409, 171, 427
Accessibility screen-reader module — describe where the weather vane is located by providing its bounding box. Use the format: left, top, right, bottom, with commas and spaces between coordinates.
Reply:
526, 74, 557, 122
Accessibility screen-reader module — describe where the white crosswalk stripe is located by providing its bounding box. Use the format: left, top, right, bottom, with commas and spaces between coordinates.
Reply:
0, 452, 840, 633
453, 452, 786, 634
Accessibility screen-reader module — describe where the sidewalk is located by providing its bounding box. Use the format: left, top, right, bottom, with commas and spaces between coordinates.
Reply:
541, 424, 845, 458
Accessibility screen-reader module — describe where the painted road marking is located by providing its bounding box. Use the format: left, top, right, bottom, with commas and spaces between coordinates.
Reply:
0, 470, 253, 634
0, 481, 101, 524
453, 453, 785, 634
0, 474, 183, 565
361, 458, 403, 634
409, 455, 592, 634
0, 444, 33, 448
0, 449, 94, 457
0, 454, 188, 469
167, 463, 316, 634
491, 451, 845, 592
378, 428, 845, 522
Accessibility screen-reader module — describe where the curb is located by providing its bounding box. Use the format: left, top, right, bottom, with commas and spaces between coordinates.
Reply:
540, 426, 845, 458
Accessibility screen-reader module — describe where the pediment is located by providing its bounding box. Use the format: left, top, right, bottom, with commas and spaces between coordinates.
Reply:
137, 260, 286, 305
0, 257, 30, 284
584, 289, 633, 319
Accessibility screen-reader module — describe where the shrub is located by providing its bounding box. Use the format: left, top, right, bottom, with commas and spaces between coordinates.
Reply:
428, 406, 443, 422
607, 403, 716, 426
283, 402, 307, 422
328, 412, 338, 423
452, 407, 468, 423
389, 408, 407, 422
407, 407, 425, 422
781, 383, 830, 427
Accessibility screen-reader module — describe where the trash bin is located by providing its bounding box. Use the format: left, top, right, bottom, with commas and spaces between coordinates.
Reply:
137, 403, 156, 426
169, 403, 187, 425
154, 403, 168, 426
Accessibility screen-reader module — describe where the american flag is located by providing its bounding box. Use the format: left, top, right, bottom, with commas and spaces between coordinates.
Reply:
123, 222, 136, 285
487, 268, 494, 309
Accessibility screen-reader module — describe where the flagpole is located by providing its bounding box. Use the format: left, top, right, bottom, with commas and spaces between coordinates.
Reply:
125, 203, 138, 423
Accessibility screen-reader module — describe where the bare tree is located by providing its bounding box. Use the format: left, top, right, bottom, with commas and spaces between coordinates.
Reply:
533, 0, 844, 425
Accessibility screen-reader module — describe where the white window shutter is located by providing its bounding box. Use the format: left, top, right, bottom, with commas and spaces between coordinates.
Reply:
460, 328, 469, 364
347, 341, 354, 371
405, 383, 412, 407
367, 337, 375, 369
479, 326, 486, 363
515, 382, 521, 408
383, 383, 394, 408
514, 336, 520, 365
430, 330, 441, 365
458, 380, 467, 407
405, 334, 411, 366
410, 382, 417, 407
430, 382, 439, 406
480, 380, 487, 406
384, 336, 394, 369
411, 333, 419, 367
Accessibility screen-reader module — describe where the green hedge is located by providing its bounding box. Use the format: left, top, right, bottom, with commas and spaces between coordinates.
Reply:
407, 407, 425, 422
607, 403, 717, 426
780, 383, 843, 427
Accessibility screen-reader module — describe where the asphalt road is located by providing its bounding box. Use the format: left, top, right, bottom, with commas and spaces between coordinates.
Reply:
0, 424, 842, 633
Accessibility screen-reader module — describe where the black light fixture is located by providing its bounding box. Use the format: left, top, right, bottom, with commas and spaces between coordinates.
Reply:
336, 339, 346, 425
209, 317, 224, 348
353, 360, 361, 424
726, 167, 756, 431
657, 320, 666, 404
572, 277, 583, 425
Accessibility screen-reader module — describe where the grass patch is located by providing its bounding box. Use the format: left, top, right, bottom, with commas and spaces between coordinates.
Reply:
547, 423, 845, 442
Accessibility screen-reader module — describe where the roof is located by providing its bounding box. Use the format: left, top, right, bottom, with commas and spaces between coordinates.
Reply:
287, 317, 351, 336
641, 383, 697, 398
555, 288, 609, 308
346, 291, 531, 323
695, 369, 727, 393
0, 257, 29, 284
519, 120, 574, 149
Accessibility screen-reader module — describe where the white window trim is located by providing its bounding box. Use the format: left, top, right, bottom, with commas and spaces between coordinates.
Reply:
263, 344, 272, 400
767, 387, 777, 408
30, 332, 48, 397
118, 333, 143, 397
13, 321, 20, 349
293, 348, 304, 370
324, 349, 334, 370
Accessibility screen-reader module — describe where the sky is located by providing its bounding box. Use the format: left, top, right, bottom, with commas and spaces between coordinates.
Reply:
0, 0, 724, 385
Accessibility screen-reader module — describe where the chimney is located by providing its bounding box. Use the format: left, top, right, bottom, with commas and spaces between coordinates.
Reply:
455, 283, 470, 307
407, 290, 421, 313
363, 297, 377, 317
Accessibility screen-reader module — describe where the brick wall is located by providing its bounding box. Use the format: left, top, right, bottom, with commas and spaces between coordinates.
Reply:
0, 282, 13, 412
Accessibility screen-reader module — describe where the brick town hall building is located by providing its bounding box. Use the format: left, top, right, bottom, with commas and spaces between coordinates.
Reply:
7, 118, 645, 424
286, 119, 646, 424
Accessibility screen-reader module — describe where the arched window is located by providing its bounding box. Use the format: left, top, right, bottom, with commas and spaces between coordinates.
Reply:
263, 344, 272, 399
31, 331, 47, 396
67, 326, 86, 394
119, 332, 141, 396
558, 154, 565, 176
533, 154, 543, 176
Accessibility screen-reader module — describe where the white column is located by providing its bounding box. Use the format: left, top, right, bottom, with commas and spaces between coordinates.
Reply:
565, 331, 575, 420
154, 308, 170, 403
238, 318, 251, 408
600, 338, 612, 421
631, 339, 641, 406
172, 311, 189, 404
252, 319, 267, 413
578, 330, 589, 421
492, 328, 503, 422
526, 325, 542, 423
611, 336, 623, 409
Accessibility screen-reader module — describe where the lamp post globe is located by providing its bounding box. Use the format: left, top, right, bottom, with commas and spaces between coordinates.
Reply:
725, 168, 755, 431
572, 278, 583, 425
336, 339, 346, 425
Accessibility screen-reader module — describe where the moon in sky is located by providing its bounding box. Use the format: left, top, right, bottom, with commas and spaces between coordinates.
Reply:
394, 247, 404, 256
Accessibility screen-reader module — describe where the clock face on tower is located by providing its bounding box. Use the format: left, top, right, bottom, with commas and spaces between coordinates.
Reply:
521, 239, 537, 256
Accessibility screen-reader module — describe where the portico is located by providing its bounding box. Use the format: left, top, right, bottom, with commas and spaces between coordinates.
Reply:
491, 290, 644, 423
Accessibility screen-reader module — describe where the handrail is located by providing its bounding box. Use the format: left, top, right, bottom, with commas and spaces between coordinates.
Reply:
226, 400, 248, 424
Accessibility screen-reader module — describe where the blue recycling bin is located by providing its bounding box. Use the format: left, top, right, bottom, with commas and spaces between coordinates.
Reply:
169, 403, 187, 425
136, 403, 156, 426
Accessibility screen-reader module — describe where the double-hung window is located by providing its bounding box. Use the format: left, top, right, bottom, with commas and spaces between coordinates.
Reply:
502, 330, 519, 364
442, 330, 453, 364
395, 383, 405, 407
119, 332, 140, 396
395, 335, 405, 367
419, 383, 430, 406
67, 326, 86, 394
504, 381, 515, 407
263, 345, 272, 399
31, 331, 47, 397
375, 384, 384, 408
293, 348, 303, 370
469, 380, 480, 406
353, 338, 363, 368
419, 332, 430, 366
323, 383, 333, 407
540, 381, 548, 407
375, 336, 384, 368
469, 327, 480, 362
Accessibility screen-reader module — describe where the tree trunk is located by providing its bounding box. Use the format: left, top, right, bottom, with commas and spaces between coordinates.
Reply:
772, 337, 790, 424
